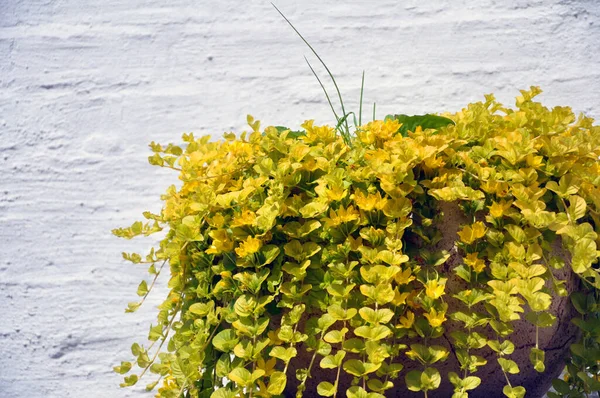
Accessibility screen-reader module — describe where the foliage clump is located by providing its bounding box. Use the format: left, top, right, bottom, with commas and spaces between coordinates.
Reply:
114, 87, 600, 398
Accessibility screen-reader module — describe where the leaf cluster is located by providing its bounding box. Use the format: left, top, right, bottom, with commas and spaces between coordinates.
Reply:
114, 88, 600, 397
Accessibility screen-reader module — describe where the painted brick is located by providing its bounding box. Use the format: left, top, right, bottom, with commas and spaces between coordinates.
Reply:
1, 1, 599, 397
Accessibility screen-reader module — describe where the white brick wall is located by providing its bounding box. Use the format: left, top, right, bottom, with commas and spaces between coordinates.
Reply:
1, 1, 599, 397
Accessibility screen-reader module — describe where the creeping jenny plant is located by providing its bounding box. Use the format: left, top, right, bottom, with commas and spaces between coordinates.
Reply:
113, 86, 600, 398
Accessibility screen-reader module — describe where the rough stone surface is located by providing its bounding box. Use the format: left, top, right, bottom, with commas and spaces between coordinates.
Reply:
1, 1, 599, 397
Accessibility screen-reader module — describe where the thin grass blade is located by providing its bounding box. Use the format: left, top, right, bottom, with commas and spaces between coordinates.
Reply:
272, 3, 350, 135
359, 70, 365, 127
304, 56, 341, 127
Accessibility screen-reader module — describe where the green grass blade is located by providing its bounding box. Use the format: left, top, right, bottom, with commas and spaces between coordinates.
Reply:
272, 3, 350, 136
335, 112, 355, 145
359, 70, 365, 127
304, 56, 341, 128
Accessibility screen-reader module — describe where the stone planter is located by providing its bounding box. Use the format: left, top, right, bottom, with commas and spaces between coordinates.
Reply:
281, 202, 580, 397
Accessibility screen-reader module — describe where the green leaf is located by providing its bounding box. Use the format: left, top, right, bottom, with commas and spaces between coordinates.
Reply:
497, 358, 520, 374
113, 361, 132, 374
366, 379, 394, 393
125, 301, 141, 313
232, 317, 269, 337
488, 340, 515, 355
327, 304, 357, 320
342, 359, 380, 377
353, 325, 391, 341
503, 385, 526, 398
228, 368, 251, 387
234, 294, 257, 318
189, 301, 214, 317
525, 311, 556, 328
261, 245, 281, 266
546, 175, 579, 198
567, 195, 587, 221
300, 200, 329, 218
570, 291, 589, 315
212, 329, 239, 352
267, 371, 287, 395
343, 338, 365, 353
210, 388, 236, 398
405, 344, 449, 365
145, 380, 159, 391
216, 354, 232, 378
358, 307, 395, 324
269, 346, 297, 363
529, 347, 545, 372
136, 280, 148, 297
359, 283, 395, 305
326, 283, 355, 298
405, 370, 423, 392
462, 376, 481, 390
577, 371, 600, 390
324, 328, 348, 344
385, 114, 455, 136
571, 238, 597, 273
346, 386, 386, 398
120, 374, 138, 387
551, 378, 571, 394
320, 350, 346, 369
317, 381, 336, 397
454, 264, 472, 283
420, 367, 441, 391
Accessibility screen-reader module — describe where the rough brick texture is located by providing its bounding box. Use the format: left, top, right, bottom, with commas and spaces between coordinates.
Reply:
1, 0, 599, 397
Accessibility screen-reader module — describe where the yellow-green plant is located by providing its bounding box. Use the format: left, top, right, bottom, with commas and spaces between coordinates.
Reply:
113, 86, 600, 398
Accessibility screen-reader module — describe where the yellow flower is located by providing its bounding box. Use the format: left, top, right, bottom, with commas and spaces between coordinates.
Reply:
488, 200, 513, 219
235, 236, 262, 257
268, 330, 283, 345
256, 357, 277, 377
424, 307, 447, 327
230, 209, 256, 228
464, 252, 486, 273
394, 268, 415, 285
346, 235, 363, 251
301, 120, 337, 144
392, 289, 410, 306
353, 190, 387, 212
315, 181, 347, 202
205, 229, 234, 254
397, 311, 415, 329
457, 222, 487, 244
323, 206, 360, 228
208, 213, 227, 228
423, 278, 447, 299
357, 119, 401, 146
